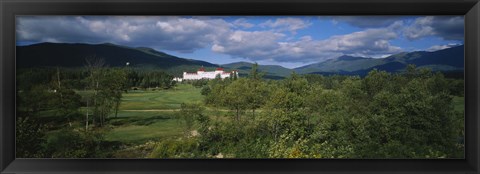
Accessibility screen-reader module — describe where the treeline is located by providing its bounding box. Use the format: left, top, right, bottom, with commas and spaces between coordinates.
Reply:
126, 70, 176, 90
153, 64, 464, 158
17, 68, 176, 92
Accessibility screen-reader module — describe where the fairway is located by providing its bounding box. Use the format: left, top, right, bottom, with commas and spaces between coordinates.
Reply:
105, 84, 204, 144
119, 84, 203, 110
105, 111, 184, 143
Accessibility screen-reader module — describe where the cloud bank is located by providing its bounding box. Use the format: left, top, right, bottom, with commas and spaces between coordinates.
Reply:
16, 16, 464, 64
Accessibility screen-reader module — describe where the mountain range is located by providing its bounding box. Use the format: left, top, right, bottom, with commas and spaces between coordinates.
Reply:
295, 45, 464, 76
17, 42, 464, 78
221, 61, 293, 79
17, 42, 217, 69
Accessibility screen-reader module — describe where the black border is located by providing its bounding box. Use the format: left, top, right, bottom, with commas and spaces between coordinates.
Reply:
1, 0, 479, 173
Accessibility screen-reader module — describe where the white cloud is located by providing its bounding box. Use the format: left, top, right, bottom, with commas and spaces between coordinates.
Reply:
404, 16, 464, 41
426, 43, 461, 52
212, 30, 285, 59
260, 17, 311, 34
17, 16, 232, 53
322, 16, 404, 28
17, 16, 406, 64
232, 18, 254, 28
211, 23, 403, 63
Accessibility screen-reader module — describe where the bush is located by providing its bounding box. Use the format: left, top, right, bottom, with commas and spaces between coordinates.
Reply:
16, 117, 46, 158
43, 129, 107, 158
149, 139, 200, 158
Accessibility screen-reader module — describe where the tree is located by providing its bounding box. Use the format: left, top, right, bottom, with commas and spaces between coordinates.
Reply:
18, 84, 52, 117
284, 72, 309, 95
223, 78, 250, 121
246, 80, 268, 118
366, 74, 457, 158
106, 69, 128, 118
200, 85, 211, 96
362, 69, 390, 98
85, 58, 128, 126
248, 63, 263, 81
262, 74, 310, 140
51, 88, 82, 125
16, 117, 46, 158
340, 77, 368, 116
178, 103, 205, 136
126, 68, 140, 89
50, 68, 82, 126
246, 63, 268, 118
405, 64, 419, 79
85, 57, 105, 127
204, 75, 230, 106
93, 68, 128, 125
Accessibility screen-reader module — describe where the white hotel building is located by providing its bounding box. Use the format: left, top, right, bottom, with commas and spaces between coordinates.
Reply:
182, 67, 238, 80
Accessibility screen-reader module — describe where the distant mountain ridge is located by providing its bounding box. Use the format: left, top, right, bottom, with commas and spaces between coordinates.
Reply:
221, 61, 293, 78
295, 45, 464, 75
17, 42, 464, 78
17, 42, 217, 69
295, 55, 384, 74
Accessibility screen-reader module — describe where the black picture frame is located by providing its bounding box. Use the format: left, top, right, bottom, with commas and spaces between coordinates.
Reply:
1, 0, 479, 173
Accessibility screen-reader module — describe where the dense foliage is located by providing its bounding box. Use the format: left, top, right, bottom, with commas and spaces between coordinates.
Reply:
16, 63, 464, 158
16, 58, 175, 157
151, 64, 464, 158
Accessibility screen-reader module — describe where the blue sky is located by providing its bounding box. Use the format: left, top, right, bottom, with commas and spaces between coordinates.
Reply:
16, 16, 464, 68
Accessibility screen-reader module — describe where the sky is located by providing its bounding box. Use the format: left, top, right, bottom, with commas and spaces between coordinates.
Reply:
16, 16, 464, 68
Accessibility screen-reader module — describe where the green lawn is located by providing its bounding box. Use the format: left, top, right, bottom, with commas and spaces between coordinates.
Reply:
104, 84, 204, 144
105, 111, 184, 144
119, 84, 204, 110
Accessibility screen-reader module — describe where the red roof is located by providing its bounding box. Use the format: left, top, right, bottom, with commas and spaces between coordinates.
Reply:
216, 67, 224, 71
198, 67, 205, 71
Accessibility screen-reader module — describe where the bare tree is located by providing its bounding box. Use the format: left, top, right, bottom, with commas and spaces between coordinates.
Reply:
84, 56, 105, 128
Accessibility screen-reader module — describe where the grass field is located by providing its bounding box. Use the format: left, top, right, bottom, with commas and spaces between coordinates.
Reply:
119, 84, 204, 110
103, 84, 204, 144
105, 111, 183, 143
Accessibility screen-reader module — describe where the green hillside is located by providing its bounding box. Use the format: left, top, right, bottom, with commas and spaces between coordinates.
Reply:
221, 61, 293, 78
295, 55, 384, 74
17, 42, 218, 69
